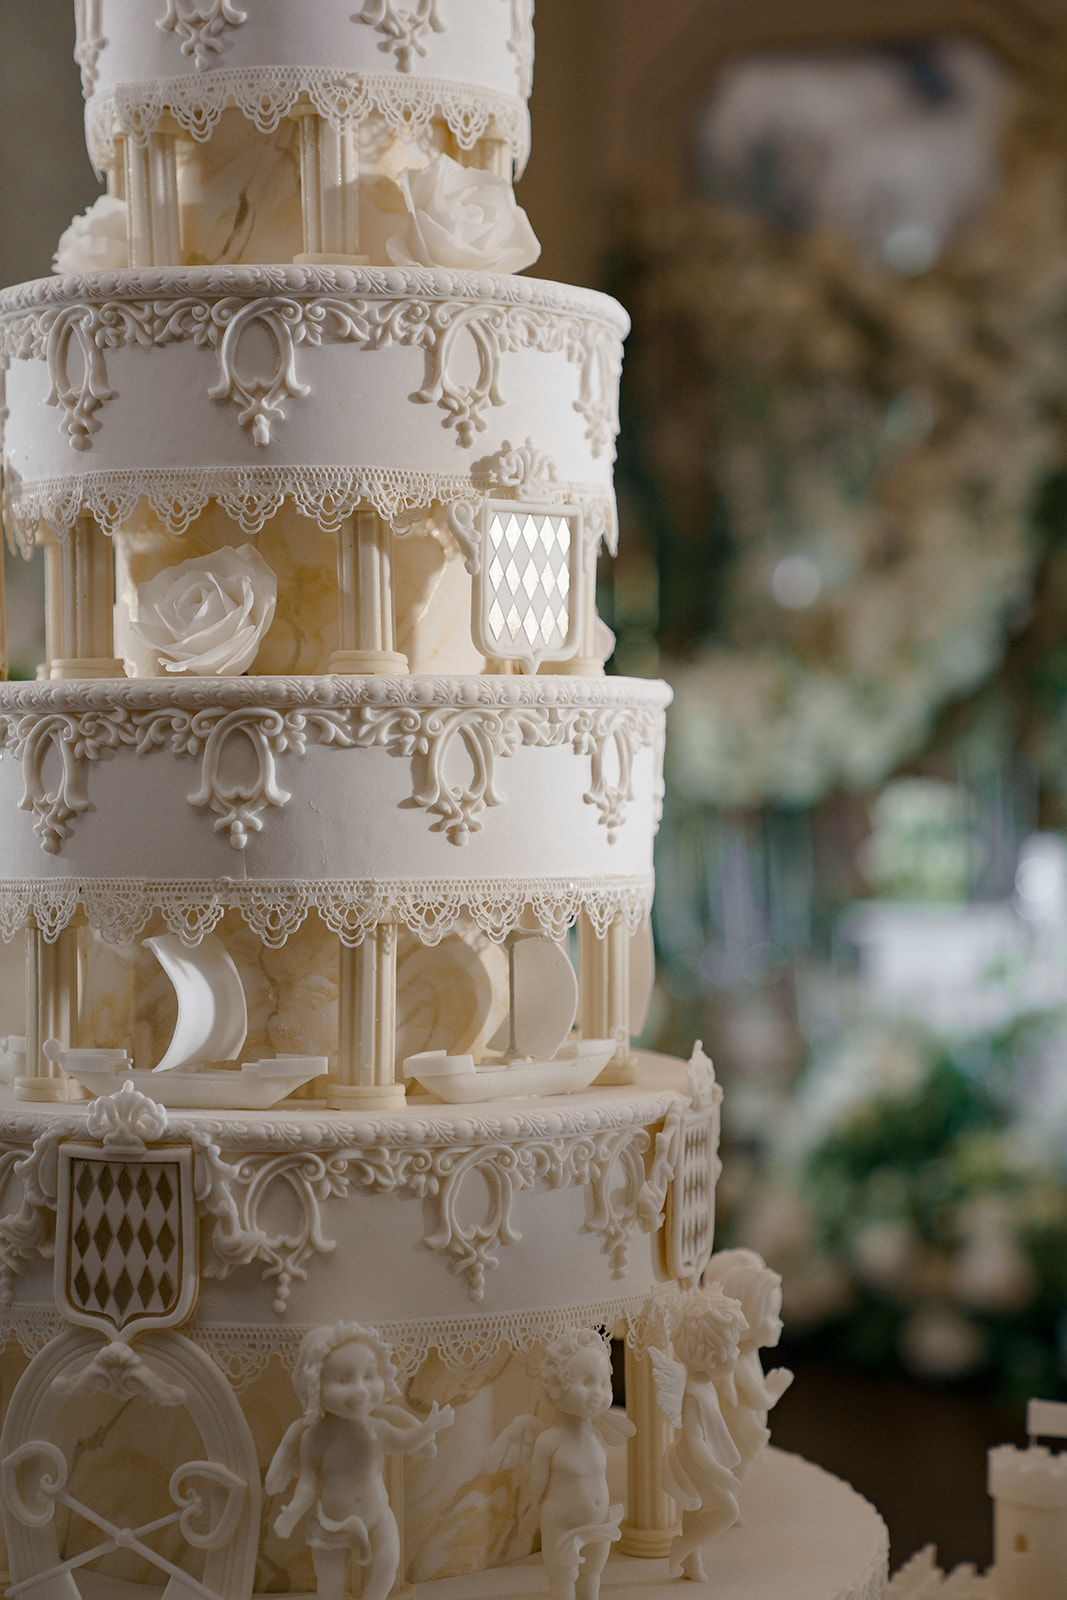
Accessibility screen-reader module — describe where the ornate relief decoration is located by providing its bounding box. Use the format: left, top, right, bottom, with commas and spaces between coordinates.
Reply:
506, 0, 535, 99
0, 683, 663, 855
0, 277, 624, 459
73, 0, 108, 99
0, 1326, 261, 1600
157, 0, 249, 72
663, 1044, 724, 1285
0, 1108, 678, 1312
357, 0, 446, 73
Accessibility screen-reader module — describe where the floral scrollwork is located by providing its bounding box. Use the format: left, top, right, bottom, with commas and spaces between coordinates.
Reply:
357, 0, 446, 72
134, 705, 356, 850
0, 708, 136, 855
157, 0, 248, 71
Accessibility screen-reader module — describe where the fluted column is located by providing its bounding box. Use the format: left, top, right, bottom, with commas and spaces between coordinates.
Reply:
385, 1454, 415, 1599
330, 923, 406, 1110
330, 511, 408, 674
47, 515, 123, 679
16, 916, 81, 1102
122, 125, 180, 267
578, 912, 636, 1084
295, 110, 363, 263
618, 1343, 680, 1558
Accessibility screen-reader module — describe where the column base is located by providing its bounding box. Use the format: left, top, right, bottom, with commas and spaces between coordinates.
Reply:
49, 658, 125, 680
327, 1081, 407, 1111
329, 649, 409, 675
14, 1075, 85, 1102
617, 1523, 680, 1560
595, 1053, 639, 1086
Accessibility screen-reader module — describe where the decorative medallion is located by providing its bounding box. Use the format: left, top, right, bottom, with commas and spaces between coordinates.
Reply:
664, 1044, 723, 1284
157, 0, 248, 71
357, 0, 446, 72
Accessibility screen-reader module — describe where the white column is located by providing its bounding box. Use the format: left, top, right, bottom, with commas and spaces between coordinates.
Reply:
16, 917, 81, 1102
123, 126, 180, 267
330, 924, 406, 1110
578, 912, 636, 1084
330, 512, 408, 674
48, 514, 123, 679
618, 1343, 680, 1558
295, 110, 363, 263
385, 1454, 415, 1599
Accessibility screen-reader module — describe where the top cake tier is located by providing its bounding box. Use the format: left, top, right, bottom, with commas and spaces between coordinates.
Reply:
71, 0, 537, 269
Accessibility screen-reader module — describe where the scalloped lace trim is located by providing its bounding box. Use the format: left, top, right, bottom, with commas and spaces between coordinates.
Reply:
0, 875, 653, 948
3, 467, 616, 555
85, 69, 531, 173
1, 1294, 671, 1391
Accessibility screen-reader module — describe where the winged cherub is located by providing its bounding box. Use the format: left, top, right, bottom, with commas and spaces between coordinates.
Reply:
266, 1321, 453, 1600
650, 1285, 748, 1581
706, 1248, 794, 1477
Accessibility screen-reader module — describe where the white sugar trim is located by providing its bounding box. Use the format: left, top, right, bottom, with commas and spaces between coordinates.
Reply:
0, 264, 627, 332
1, 1292, 674, 1390
0, 672, 670, 714
0, 874, 654, 947
84, 68, 531, 174
3, 467, 617, 553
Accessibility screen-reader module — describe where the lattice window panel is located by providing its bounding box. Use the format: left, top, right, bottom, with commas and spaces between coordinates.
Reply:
55, 1143, 198, 1335
665, 1106, 722, 1283
472, 502, 584, 673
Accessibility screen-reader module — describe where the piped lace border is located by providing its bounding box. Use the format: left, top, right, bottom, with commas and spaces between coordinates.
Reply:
0, 874, 654, 948
85, 70, 531, 174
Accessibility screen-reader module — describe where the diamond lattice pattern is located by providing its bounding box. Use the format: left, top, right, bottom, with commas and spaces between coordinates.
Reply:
485, 512, 572, 654
68, 1157, 182, 1329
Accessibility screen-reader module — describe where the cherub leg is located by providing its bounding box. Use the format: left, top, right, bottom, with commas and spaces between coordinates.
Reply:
362, 1514, 401, 1600
669, 1494, 740, 1583
311, 1545, 349, 1600
574, 1534, 610, 1600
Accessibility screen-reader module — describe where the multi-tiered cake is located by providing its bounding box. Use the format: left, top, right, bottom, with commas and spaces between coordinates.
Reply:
0, 6, 889, 1597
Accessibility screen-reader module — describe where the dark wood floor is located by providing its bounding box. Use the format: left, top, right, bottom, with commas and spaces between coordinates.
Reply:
769, 1358, 1028, 1573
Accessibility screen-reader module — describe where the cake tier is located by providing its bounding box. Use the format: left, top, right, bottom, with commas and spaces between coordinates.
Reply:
423, 1448, 890, 1600
76, 0, 535, 176
0, 1053, 725, 1589
0, 266, 624, 558
0, 1054, 702, 1345
0, 674, 666, 947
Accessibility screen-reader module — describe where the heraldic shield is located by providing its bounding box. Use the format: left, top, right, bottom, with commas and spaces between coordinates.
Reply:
54, 1142, 198, 1338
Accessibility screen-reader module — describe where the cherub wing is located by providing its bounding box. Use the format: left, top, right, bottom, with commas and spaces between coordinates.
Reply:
595, 1410, 637, 1447
649, 1345, 687, 1429
485, 1413, 542, 1473
264, 1416, 308, 1496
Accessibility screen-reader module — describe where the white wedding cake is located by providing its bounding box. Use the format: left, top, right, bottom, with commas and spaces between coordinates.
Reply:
0, 6, 889, 1597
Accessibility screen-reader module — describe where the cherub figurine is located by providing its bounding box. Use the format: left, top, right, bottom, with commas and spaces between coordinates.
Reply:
266, 1321, 453, 1600
706, 1248, 794, 1478
650, 1286, 748, 1582
531, 1329, 635, 1600
489, 1328, 634, 1600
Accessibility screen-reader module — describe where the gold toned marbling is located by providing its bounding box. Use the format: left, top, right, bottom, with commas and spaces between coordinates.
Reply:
178, 109, 304, 267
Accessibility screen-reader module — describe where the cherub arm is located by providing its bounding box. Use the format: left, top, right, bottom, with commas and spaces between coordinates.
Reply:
528, 1426, 559, 1512
372, 1400, 454, 1456
272, 1425, 321, 1541
734, 1352, 793, 1410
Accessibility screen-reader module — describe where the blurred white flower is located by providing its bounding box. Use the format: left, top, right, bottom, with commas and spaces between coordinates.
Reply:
850, 1220, 917, 1294
129, 545, 276, 676
53, 195, 128, 274
386, 154, 540, 273
951, 1197, 1035, 1311
898, 1306, 986, 1379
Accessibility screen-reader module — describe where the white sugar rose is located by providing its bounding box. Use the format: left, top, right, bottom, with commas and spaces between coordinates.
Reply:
53, 195, 129, 275
386, 154, 540, 273
129, 545, 277, 676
